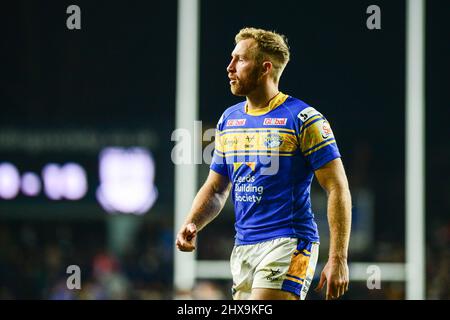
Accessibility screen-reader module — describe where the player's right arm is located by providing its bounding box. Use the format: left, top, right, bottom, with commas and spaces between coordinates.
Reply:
175, 170, 231, 252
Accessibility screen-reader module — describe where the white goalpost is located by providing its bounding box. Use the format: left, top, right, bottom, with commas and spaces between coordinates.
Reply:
173, 0, 200, 294
405, 0, 425, 300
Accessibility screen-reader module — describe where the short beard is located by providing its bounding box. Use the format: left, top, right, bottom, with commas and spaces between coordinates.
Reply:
230, 66, 262, 96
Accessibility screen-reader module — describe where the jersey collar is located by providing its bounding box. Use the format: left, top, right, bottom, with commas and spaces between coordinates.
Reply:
244, 92, 289, 116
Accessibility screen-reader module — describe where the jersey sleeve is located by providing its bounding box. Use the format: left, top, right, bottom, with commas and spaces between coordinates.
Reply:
297, 107, 341, 170
210, 115, 228, 176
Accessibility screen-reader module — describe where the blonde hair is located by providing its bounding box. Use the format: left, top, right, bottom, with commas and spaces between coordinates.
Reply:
235, 27, 290, 82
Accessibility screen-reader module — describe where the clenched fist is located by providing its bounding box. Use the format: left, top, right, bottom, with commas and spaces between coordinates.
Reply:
176, 223, 197, 252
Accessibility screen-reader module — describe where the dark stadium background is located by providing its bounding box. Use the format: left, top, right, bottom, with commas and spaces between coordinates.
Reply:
0, 0, 448, 299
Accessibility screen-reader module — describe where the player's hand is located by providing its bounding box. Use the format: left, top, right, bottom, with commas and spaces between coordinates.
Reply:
176, 223, 197, 252
314, 257, 349, 300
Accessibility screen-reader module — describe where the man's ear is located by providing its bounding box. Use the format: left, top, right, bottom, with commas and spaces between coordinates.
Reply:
261, 61, 273, 76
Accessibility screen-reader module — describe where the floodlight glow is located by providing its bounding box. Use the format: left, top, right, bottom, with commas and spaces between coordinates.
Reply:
0, 162, 20, 199
21, 172, 41, 196
42, 163, 88, 200
42, 163, 64, 200
96, 147, 158, 214
62, 163, 87, 200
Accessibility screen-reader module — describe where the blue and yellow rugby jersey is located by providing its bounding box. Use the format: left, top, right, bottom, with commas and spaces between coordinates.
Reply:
210, 92, 340, 245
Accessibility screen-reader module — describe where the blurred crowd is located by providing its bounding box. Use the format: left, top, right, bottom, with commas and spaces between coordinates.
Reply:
0, 212, 448, 300
0, 218, 174, 299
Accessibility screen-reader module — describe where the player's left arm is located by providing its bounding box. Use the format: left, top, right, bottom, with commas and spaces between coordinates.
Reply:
313, 158, 352, 300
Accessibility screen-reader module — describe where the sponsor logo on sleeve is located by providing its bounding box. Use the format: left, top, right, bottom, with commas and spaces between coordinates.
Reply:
226, 119, 247, 127
263, 118, 287, 125
320, 120, 333, 139
298, 107, 321, 122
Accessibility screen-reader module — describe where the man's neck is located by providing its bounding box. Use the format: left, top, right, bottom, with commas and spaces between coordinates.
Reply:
246, 85, 280, 111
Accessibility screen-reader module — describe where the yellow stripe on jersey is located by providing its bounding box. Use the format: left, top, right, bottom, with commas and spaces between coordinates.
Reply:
298, 117, 335, 156
217, 131, 298, 154
214, 150, 296, 157
214, 150, 225, 157
225, 152, 296, 157
219, 127, 296, 134
301, 114, 323, 127
303, 139, 335, 156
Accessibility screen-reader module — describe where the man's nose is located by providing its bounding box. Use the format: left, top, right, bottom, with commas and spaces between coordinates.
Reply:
227, 61, 235, 73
